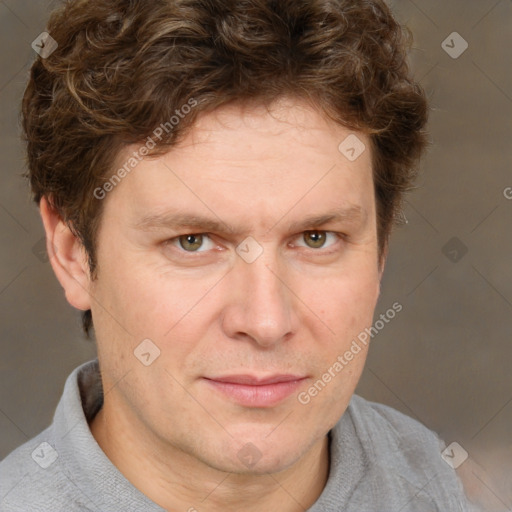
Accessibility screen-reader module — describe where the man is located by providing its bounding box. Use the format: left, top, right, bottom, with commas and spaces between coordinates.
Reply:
0, 0, 474, 510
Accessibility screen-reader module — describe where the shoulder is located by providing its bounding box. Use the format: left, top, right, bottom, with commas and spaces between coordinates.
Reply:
344, 394, 473, 509
347, 394, 451, 472
0, 360, 102, 512
0, 428, 90, 512
349, 394, 443, 448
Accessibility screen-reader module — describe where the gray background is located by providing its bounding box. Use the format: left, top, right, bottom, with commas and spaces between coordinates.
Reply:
0, 0, 510, 510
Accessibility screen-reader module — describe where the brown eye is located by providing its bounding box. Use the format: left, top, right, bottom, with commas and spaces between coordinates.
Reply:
303, 231, 327, 249
178, 234, 204, 252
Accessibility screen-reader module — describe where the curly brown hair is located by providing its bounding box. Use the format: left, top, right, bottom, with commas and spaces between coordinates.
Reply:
22, 0, 428, 336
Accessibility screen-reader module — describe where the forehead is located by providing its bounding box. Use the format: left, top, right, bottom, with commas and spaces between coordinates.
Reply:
106, 98, 375, 231
161, 98, 368, 166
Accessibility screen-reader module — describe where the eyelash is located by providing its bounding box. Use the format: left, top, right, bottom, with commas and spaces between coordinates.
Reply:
164, 231, 345, 256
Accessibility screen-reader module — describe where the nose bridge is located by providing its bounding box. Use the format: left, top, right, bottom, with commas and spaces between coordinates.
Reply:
247, 254, 285, 308
225, 245, 294, 346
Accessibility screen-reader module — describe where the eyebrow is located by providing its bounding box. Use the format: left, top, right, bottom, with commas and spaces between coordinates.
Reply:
133, 205, 366, 235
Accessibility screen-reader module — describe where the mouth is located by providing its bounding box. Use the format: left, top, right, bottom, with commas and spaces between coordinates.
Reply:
202, 374, 308, 408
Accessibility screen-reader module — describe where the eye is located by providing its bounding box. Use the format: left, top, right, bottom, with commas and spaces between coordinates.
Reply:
295, 231, 340, 250
170, 233, 216, 252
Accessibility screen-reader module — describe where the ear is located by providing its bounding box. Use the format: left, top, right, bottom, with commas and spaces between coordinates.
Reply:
40, 197, 92, 311
378, 242, 388, 280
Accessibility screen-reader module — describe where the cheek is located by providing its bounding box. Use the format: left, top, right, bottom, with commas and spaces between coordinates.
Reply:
95, 252, 220, 340
296, 273, 378, 427
302, 266, 380, 339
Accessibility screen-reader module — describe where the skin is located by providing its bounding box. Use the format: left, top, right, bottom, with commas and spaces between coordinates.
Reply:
41, 97, 384, 512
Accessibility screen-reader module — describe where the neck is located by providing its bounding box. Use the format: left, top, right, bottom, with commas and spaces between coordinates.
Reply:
90, 399, 330, 512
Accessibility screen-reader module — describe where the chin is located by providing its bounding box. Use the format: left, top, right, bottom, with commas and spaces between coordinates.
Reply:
213, 450, 303, 476
201, 433, 313, 476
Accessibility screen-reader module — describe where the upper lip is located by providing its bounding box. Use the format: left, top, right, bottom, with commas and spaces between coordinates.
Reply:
205, 374, 307, 386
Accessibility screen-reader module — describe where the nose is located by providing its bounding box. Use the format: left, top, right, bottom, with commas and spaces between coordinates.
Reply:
221, 250, 296, 348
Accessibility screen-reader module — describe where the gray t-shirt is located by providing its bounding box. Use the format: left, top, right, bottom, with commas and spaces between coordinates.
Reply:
0, 360, 474, 511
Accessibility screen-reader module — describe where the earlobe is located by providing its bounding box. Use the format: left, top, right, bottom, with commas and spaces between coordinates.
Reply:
375, 244, 388, 302
39, 197, 92, 311
378, 243, 389, 279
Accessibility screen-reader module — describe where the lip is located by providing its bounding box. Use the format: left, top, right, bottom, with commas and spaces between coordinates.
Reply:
203, 374, 308, 407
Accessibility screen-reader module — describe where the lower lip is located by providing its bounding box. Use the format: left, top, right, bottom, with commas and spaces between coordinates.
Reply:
204, 378, 306, 408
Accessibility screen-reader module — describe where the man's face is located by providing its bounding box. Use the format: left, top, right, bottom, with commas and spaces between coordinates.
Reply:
89, 98, 381, 474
